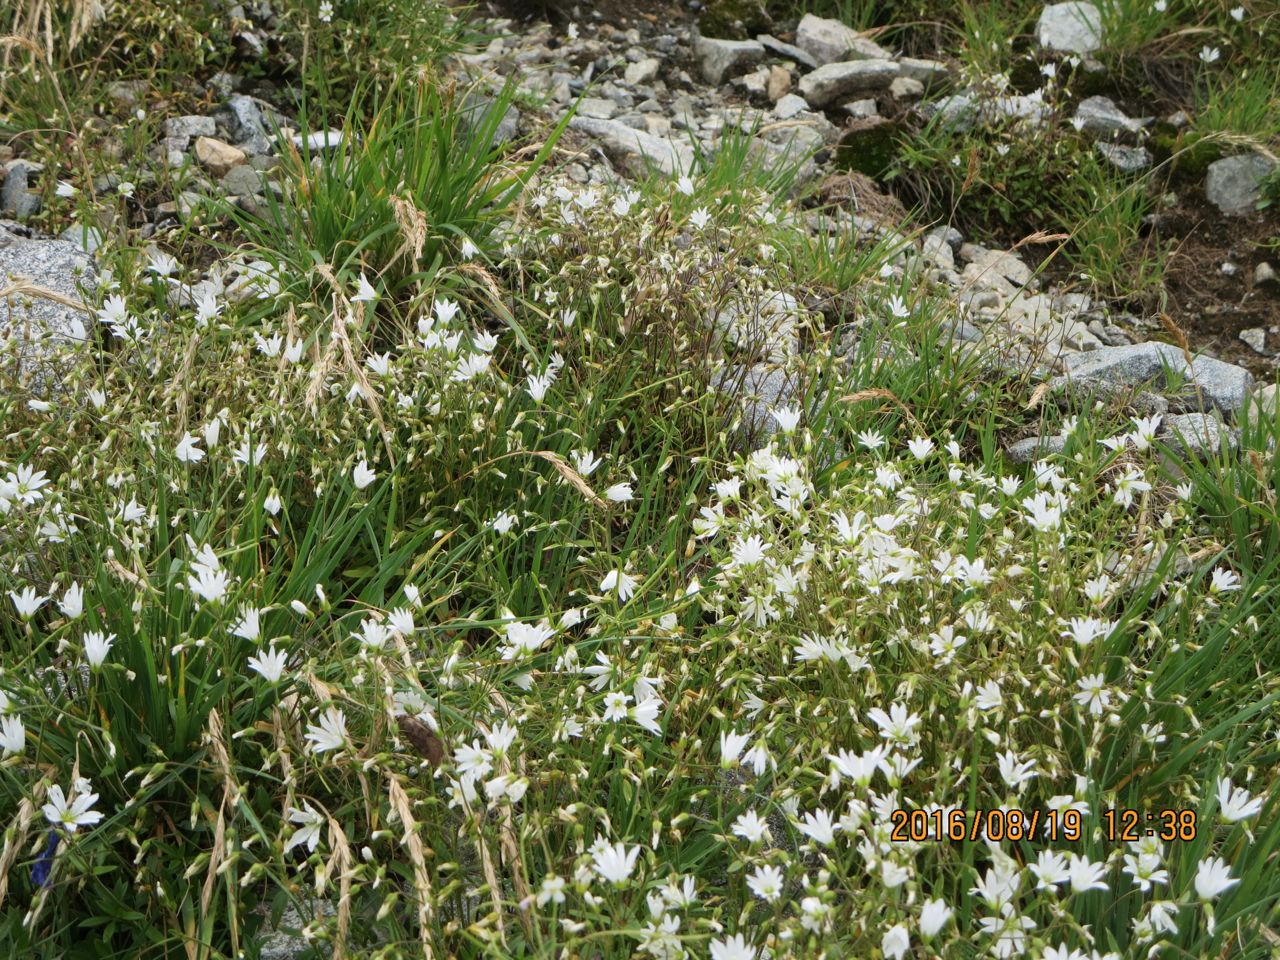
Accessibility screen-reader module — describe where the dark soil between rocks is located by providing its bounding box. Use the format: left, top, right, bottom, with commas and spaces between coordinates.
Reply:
1157, 196, 1280, 378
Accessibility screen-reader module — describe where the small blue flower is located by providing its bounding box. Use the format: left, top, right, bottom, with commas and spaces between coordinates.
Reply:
30, 829, 59, 889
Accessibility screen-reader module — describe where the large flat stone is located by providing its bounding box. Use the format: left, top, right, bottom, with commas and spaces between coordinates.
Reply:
1059, 341, 1253, 416
794, 14, 892, 66
0, 224, 96, 389
798, 60, 899, 109
1037, 2, 1103, 54
695, 37, 765, 85
1205, 154, 1276, 215
568, 117, 694, 176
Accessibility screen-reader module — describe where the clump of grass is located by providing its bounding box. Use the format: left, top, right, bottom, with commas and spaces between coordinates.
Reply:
228, 71, 565, 327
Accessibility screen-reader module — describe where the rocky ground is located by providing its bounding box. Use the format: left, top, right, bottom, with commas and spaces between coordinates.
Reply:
3, 0, 1276, 467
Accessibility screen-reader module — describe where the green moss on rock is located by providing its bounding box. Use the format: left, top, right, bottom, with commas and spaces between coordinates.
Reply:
697, 0, 772, 41
835, 117, 900, 182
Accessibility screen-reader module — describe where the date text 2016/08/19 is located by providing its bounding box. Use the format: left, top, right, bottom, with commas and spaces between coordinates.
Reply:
889, 808, 1199, 843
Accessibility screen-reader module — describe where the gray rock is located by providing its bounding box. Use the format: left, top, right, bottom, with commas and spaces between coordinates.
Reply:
219, 164, 264, 197
578, 97, 618, 119
1073, 96, 1149, 140
0, 224, 96, 388
1161, 412, 1236, 458
794, 14, 892, 66
1060, 341, 1253, 416
919, 93, 977, 129
568, 116, 694, 175
226, 95, 277, 155
983, 94, 1052, 127
929, 225, 964, 253
711, 362, 807, 441
1239, 327, 1267, 353
459, 91, 520, 148
712, 290, 802, 360
1036, 1, 1103, 54
1256, 262, 1278, 290
842, 98, 879, 119
2, 163, 40, 220
1096, 142, 1151, 173
897, 57, 950, 87
107, 79, 147, 109
1205, 154, 1277, 215
1006, 433, 1069, 463
734, 67, 772, 101
695, 36, 765, 85
963, 246, 1033, 287
890, 76, 925, 100
1252, 384, 1277, 418
773, 94, 809, 119
624, 58, 661, 85
59, 223, 105, 255
163, 115, 217, 140
799, 59, 899, 108
756, 33, 819, 71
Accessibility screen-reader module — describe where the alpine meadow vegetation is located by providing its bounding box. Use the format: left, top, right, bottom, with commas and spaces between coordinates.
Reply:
1, 0, 1279, 958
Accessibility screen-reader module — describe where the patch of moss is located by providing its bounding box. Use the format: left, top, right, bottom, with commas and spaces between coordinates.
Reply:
835, 117, 900, 182
1149, 127, 1223, 181
697, 0, 772, 41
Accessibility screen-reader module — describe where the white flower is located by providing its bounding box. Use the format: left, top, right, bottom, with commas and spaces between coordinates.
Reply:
1217, 776, 1263, 822
592, 841, 640, 884
490, 510, 518, 534
188, 559, 231, 604
796, 808, 838, 845
731, 810, 770, 843
263, 491, 282, 515
285, 802, 326, 853
501, 620, 555, 659
1067, 853, 1108, 893
10, 587, 48, 619
83, 630, 115, 668
1194, 856, 1238, 900
57, 582, 84, 620
1074, 673, 1111, 715
709, 934, 756, 960
572, 450, 602, 476
604, 482, 633, 503
997, 750, 1038, 789
305, 707, 349, 754
536, 874, 566, 905
248, 647, 288, 683
0, 715, 25, 754
352, 272, 378, 303
1062, 616, 1113, 646
769, 405, 801, 434
56, 180, 78, 197
746, 864, 784, 902
1209, 567, 1241, 594
1199, 45, 1220, 63
175, 432, 205, 463
690, 206, 712, 230
43, 781, 104, 833
451, 353, 491, 381
676, 175, 694, 196
867, 703, 920, 745
147, 250, 179, 277
882, 924, 910, 960
600, 569, 638, 601
920, 898, 952, 937
318, 0, 333, 21
908, 436, 934, 459
1230, 5, 1244, 20
352, 461, 376, 490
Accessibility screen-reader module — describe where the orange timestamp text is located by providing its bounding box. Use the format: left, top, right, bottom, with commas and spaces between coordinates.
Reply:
890, 807, 1199, 843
